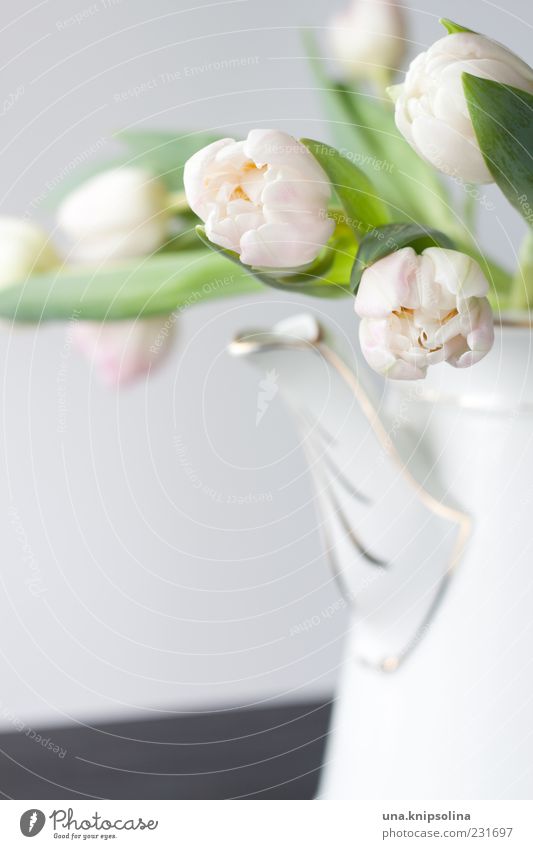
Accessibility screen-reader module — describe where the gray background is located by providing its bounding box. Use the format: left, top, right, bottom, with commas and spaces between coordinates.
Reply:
0, 0, 529, 729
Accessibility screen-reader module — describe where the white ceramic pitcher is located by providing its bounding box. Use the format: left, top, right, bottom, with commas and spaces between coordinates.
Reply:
230, 312, 533, 800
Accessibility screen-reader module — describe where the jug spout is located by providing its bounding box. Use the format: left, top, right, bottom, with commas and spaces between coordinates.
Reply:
229, 313, 471, 670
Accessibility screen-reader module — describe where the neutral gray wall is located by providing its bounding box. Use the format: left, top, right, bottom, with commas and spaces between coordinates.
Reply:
0, 0, 529, 729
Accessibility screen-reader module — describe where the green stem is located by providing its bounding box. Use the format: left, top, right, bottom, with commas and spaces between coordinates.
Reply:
372, 67, 395, 100
510, 229, 533, 311
168, 191, 190, 215
462, 188, 477, 236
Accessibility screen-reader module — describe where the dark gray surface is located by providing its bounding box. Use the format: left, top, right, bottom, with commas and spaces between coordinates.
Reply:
0, 701, 332, 799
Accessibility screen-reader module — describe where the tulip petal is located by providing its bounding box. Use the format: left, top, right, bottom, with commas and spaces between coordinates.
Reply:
183, 138, 235, 220
424, 248, 489, 298
410, 115, 493, 183
355, 247, 419, 319
240, 216, 334, 268
392, 31, 533, 184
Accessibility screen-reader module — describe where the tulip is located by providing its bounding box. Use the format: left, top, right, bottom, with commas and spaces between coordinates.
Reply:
57, 167, 171, 262
354, 247, 494, 380
390, 32, 533, 184
328, 0, 406, 84
184, 129, 335, 268
72, 316, 175, 387
0, 217, 58, 288
59, 168, 175, 386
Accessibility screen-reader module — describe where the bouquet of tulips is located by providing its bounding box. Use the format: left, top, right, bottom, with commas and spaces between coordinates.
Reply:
0, 3, 531, 385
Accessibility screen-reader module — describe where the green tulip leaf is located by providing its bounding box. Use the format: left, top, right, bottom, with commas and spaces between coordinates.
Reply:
0, 250, 263, 322
301, 30, 457, 236
195, 226, 353, 299
350, 223, 455, 293
301, 138, 390, 234
463, 74, 533, 226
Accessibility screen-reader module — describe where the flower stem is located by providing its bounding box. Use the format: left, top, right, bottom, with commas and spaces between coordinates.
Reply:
510, 229, 533, 311
167, 191, 191, 215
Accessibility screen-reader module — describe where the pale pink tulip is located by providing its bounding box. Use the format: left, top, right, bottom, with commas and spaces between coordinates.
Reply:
390, 33, 533, 183
72, 318, 174, 387
184, 129, 334, 268
0, 217, 58, 288
58, 169, 175, 386
355, 247, 494, 380
57, 167, 170, 262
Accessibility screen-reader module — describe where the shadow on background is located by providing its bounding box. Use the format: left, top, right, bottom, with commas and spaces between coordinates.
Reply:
0, 701, 332, 799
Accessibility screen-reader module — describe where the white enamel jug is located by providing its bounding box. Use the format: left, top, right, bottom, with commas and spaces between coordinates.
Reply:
230, 312, 533, 800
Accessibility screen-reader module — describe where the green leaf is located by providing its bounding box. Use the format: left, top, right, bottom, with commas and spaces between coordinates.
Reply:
302, 30, 456, 236
196, 226, 352, 299
510, 229, 533, 309
0, 251, 263, 322
350, 223, 455, 293
463, 74, 533, 226
301, 139, 390, 234
467, 249, 513, 301
439, 18, 474, 34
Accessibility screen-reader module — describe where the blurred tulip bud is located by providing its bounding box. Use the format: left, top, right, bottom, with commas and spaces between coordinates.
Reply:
57, 167, 171, 262
328, 0, 406, 83
355, 247, 494, 380
72, 317, 175, 388
390, 32, 533, 183
60, 168, 176, 386
0, 217, 58, 288
184, 129, 334, 268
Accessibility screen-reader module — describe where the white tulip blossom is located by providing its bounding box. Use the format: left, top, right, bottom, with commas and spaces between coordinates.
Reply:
58, 167, 171, 262
0, 217, 58, 288
184, 129, 335, 269
390, 32, 533, 184
355, 247, 494, 380
72, 317, 175, 388
328, 0, 406, 83
59, 168, 175, 386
